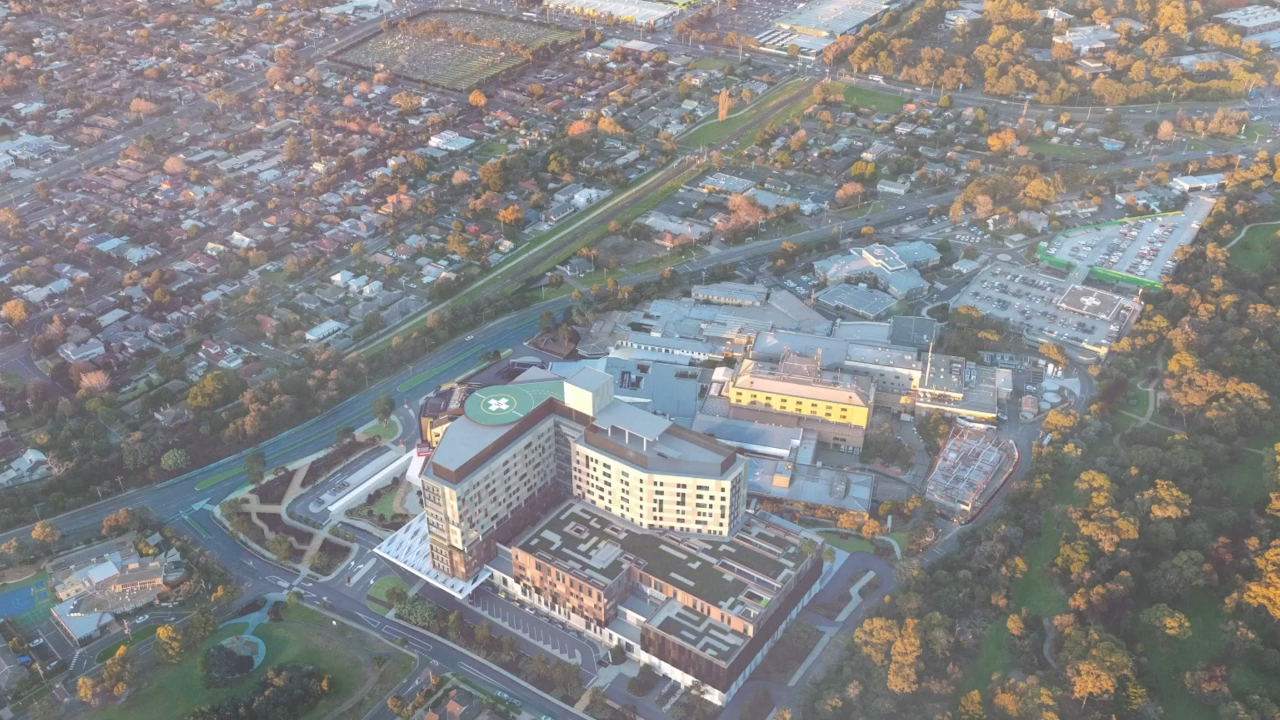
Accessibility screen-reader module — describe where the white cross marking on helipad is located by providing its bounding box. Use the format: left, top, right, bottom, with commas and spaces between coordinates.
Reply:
486, 398, 511, 412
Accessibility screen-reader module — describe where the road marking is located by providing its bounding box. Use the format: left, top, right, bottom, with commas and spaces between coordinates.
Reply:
184, 517, 211, 538
459, 662, 503, 688
356, 613, 382, 628
381, 625, 432, 651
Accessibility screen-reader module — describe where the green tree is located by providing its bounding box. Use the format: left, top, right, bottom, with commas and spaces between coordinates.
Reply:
161, 448, 190, 471
244, 449, 266, 485
267, 533, 293, 564
371, 393, 395, 424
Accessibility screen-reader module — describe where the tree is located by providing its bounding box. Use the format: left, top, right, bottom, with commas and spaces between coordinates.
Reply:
245, 449, 266, 485
282, 135, 303, 164
469, 90, 487, 108
821, 546, 836, 563
718, 87, 733, 122
391, 91, 420, 113
102, 508, 140, 537
887, 618, 921, 694
267, 533, 293, 564
1040, 342, 1069, 367
371, 393, 395, 424
497, 205, 524, 227
1, 537, 23, 558
163, 156, 187, 174
959, 690, 986, 720
161, 448, 190, 471
205, 88, 237, 111
156, 623, 185, 663
1241, 540, 1280, 620
188, 607, 218, 643
210, 584, 243, 606
31, 520, 60, 545
2, 299, 30, 325
199, 644, 253, 689
987, 128, 1018, 153
78, 676, 99, 705
1139, 603, 1191, 640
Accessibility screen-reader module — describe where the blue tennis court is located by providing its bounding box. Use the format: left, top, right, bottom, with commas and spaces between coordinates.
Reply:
0, 584, 37, 618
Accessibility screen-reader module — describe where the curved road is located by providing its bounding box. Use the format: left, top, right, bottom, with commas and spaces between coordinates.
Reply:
0, 300, 562, 547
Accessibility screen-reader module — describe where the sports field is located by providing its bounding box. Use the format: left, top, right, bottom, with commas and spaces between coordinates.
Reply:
0, 572, 55, 628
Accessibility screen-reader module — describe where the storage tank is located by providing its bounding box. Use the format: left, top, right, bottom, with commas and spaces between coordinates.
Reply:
1042, 391, 1062, 405
1039, 400, 1054, 411
1042, 380, 1060, 392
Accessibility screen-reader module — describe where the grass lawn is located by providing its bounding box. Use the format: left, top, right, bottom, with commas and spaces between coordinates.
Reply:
194, 464, 243, 491
95, 625, 159, 663
370, 484, 401, 519
690, 57, 733, 71
818, 531, 875, 555
1013, 510, 1071, 617
333, 649, 414, 720
680, 78, 809, 149
367, 575, 412, 616
751, 619, 821, 683
519, 282, 576, 306
359, 419, 398, 440
1245, 121, 1272, 141
1226, 222, 1280, 273
839, 84, 906, 113
91, 604, 402, 720
473, 138, 511, 160
967, 617, 1013, 692
627, 246, 704, 274
1027, 139, 1106, 160
1215, 450, 1267, 506
0, 571, 55, 628
88, 622, 250, 720
1138, 589, 1225, 720
574, 267, 628, 288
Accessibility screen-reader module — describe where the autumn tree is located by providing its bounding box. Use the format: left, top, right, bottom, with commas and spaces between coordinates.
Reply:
987, 128, 1018, 153
31, 520, 60, 545
163, 156, 187, 174
156, 623, 185, 662
1240, 540, 1280, 620
959, 690, 985, 720
718, 87, 733, 122
887, 618, 921, 694
2, 299, 30, 325
1140, 603, 1192, 641
469, 90, 487, 108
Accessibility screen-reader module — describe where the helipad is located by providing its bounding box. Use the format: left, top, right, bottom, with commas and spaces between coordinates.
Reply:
464, 381, 565, 426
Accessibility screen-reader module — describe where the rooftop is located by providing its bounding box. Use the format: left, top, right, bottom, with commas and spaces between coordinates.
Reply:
516, 501, 813, 613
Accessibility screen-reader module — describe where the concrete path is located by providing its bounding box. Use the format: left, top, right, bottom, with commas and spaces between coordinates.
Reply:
1223, 220, 1280, 250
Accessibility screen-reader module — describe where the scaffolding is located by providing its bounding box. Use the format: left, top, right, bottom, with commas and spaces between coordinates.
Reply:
924, 426, 1013, 518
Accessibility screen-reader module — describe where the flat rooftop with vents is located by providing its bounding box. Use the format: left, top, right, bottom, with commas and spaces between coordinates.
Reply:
516, 501, 811, 616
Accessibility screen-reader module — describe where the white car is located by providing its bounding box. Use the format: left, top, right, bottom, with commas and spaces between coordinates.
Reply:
134, 615, 150, 624
29, 638, 43, 647
465, 335, 475, 341
897, 205, 906, 210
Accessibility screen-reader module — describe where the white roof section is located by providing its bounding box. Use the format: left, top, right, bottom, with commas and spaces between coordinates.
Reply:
592, 398, 673, 441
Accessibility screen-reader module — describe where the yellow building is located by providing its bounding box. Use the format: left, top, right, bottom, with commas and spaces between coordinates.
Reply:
725, 353, 873, 429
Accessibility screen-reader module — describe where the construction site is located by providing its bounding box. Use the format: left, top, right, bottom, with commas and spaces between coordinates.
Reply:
923, 425, 1017, 522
